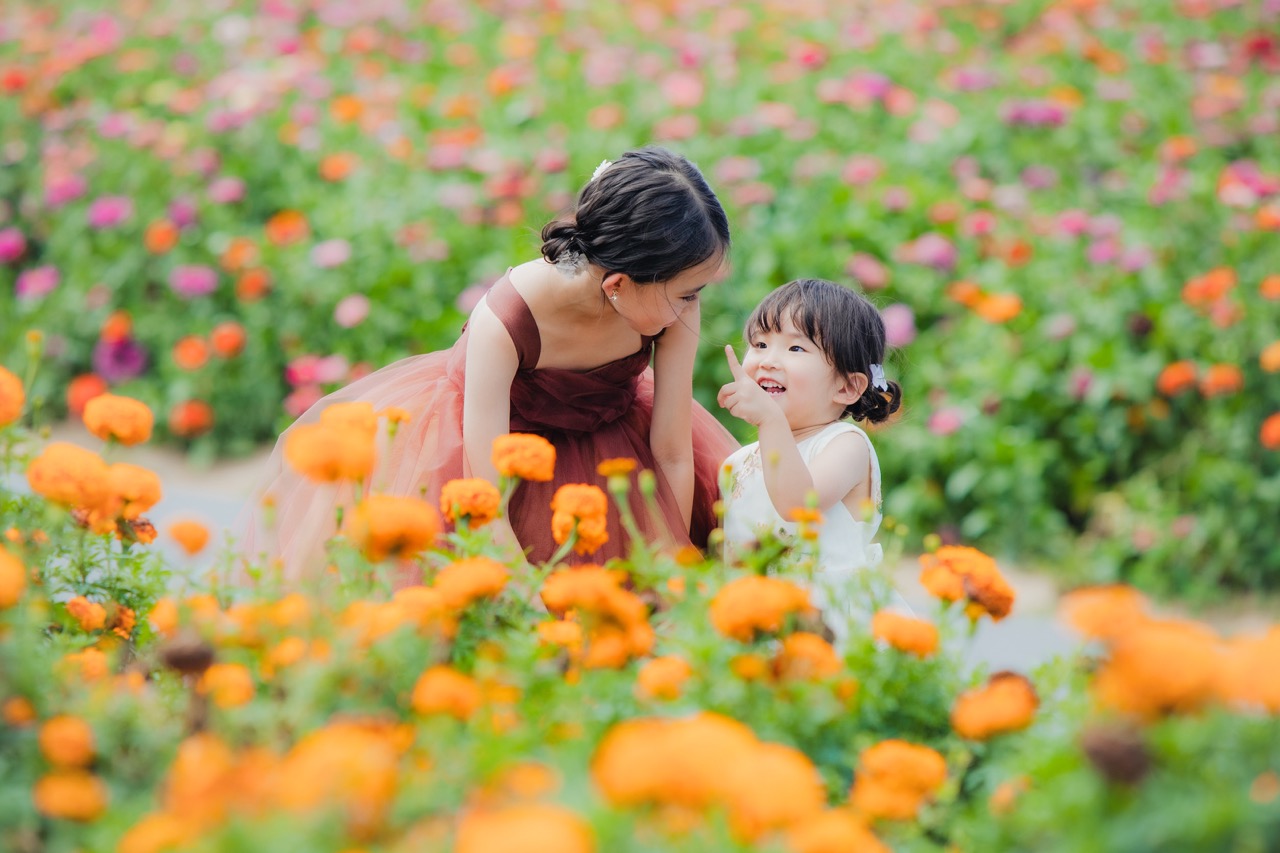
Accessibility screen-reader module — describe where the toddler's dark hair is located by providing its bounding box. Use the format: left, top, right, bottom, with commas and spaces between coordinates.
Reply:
744, 278, 903, 424
540, 146, 731, 283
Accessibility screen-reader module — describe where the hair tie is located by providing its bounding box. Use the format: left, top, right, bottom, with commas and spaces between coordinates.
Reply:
869, 363, 888, 391
591, 159, 613, 182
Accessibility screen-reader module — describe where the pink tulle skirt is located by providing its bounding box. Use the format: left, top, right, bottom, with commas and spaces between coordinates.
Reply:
237, 340, 740, 583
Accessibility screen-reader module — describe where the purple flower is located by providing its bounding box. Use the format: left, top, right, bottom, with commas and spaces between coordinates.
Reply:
927, 407, 965, 437
168, 197, 199, 228
92, 337, 148, 382
45, 174, 87, 209
169, 265, 218, 298
311, 239, 351, 269
0, 228, 26, 263
882, 303, 916, 348
87, 196, 134, 229
15, 266, 59, 300
334, 294, 370, 328
207, 176, 245, 204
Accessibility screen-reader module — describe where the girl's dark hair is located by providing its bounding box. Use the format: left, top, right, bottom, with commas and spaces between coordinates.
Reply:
744, 278, 903, 424
540, 146, 731, 283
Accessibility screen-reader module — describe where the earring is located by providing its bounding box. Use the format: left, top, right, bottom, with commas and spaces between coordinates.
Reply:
609, 292, 618, 302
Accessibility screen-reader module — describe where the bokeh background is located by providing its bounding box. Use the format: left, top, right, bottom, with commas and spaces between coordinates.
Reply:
3, 0, 1279, 597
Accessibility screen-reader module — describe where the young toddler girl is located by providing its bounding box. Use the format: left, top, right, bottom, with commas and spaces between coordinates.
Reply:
718, 278, 904, 636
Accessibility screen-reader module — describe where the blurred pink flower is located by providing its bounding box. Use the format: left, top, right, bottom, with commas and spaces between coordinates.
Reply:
1020, 165, 1058, 190
1069, 368, 1093, 400
1088, 214, 1123, 239
901, 232, 956, 271
845, 253, 889, 289
1000, 99, 1067, 127
314, 354, 349, 384
168, 197, 199, 228
45, 174, 87, 208
169, 265, 218, 298
0, 227, 26, 263
1120, 246, 1154, 272
207, 176, 245, 204
348, 361, 374, 383
731, 183, 774, 207
334, 294, 370, 328
15, 265, 58, 300
881, 187, 913, 212
928, 407, 964, 437
714, 156, 761, 184
1045, 313, 1077, 341
285, 355, 320, 387
455, 281, 491, 314
841, 154, 882, 186
791, 42, 827, 69
653, 114, 699, 141
882, 304, 916, 348
1087, 240, 1120, 265
662, 71, 704, 109
284, 384, 324, 417
534, 148, 569, 173
311, 239, 351, 268
98, 113, 132, 138
87, 195, 133, 229
1056, 209, 1091, 237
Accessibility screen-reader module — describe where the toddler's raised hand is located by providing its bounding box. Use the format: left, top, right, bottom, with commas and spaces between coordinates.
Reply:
717, 345, 783, 427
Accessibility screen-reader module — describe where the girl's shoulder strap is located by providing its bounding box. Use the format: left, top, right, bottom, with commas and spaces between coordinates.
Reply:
482, 270, 541, 370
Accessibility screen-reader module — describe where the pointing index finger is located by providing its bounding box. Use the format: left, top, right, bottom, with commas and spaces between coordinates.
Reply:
724, 344, 746, 379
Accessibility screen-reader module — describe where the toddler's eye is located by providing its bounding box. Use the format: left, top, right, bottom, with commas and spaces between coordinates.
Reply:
752, 341, 766, 349
789, 345, 805, 352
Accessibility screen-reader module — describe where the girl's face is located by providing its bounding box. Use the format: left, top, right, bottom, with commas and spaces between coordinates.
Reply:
742, 315, 862, 432
606, 256, 726, 337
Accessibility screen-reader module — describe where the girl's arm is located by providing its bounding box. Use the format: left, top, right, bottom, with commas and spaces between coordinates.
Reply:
649, 303, 700, 532
461, 299, 523, 551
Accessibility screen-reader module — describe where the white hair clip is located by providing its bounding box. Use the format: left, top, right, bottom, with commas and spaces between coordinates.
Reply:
591, 159, 613, 182
869, 363, 888, 391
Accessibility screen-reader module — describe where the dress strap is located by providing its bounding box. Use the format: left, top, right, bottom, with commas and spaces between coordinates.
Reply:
485, 271, 541, 370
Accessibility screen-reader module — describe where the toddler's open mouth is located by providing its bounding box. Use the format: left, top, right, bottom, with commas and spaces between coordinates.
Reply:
757, 378, 786, 395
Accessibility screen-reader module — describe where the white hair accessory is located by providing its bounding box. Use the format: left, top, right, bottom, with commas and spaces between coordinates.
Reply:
591, 159, 613, 182
869, 363, 888, 391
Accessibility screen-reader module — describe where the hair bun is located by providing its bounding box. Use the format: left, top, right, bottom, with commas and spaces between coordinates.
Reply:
847, 379, 903, 425
539, 220, 582, 265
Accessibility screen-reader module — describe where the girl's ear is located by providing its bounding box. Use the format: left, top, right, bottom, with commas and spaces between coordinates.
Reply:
833, 371, 869, 406
601, 272, 632, 300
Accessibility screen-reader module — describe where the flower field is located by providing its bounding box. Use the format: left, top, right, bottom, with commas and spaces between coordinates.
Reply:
1, 1, 1278, 586
2, 376, 1279, 853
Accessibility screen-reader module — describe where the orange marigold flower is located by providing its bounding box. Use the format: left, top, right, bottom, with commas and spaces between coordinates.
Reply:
492, 433, 555, 481
550, 483, 607, 519
83, 393, 154, 446
116, 812, 193, 853
411, 665, 482, 720
148, 598, 179, 637
720, 743, 827, 841
319, 152, 359, 181
774, 632, 841, 681
434, 556, 510, 609
172, 336, 210, 371
3, 697, 36, 726
66, 373, 108, 419
27, 443, 112, 512
144, 219, 179, 254
850, 740, 947, 822
1092, 618, 1220, 721
271, 722, 401, 832
0, 549, 26, 608
39, 715, 96, 768
264, 209, 309, 246
635, 655, 693, 701
951, 672, 1039, 740
440, 478, 502, 527
1199, 363, 1243, 397
66, 596, 107, 632
537, 618, 584, 651
1215, 627, 1280, 713
1261, 274, 1280, 300
284, 423, 376, 483
973, 293, 1023, 323
1155, 360, 1197, 396
456, 803, 594, 853
220, 236, 259, 271
168, 519, 210, 556
210, 322, 246, 358
871, 611, 939, 657
343, 494, 441, 561
1182, 266, 1236, 306
540, 566, 647, 626
390, 585, 456, 637
106, 463, 163, 520
380, 406, 412, 424
197, 663, 255, 708
1261, 413, 1280, 450
108, 604, 136, 640
1258, 206, 1280, 232
235, 268, 272, 301
551, 510, 609, 555
32, 770, 108, 821
168, 400, 214, 438
988, 776, 1030, 816
1058, 584, 1148, 642
1260, 342, 1280, 373
918, 546, 1014, 622
596, 457, 638, 478
60, 648, 109, 682
787, 808, 890, 853
100, 311, 132, 343
0, 364, 24, 427
710, 576, 813, 642
319, 401, 379, 437
946, 280, 985, 308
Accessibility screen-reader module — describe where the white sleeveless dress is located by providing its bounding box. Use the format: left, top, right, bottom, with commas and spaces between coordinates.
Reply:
721, 421, 899, 640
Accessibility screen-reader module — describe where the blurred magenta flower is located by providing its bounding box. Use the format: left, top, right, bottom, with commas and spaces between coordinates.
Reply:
314, 354, 349, 384
882, 303, 916, 348
284, 384, 324, 417
92, 337, 148, 382
0, 227, 25, 263
1056, 209, 1091, 237
845, 253, 889, 289
311, 239, 351, 268
881, 187, 913, 211
1000, 99, 1067, 127
1020, 165, 1058, 189
285, 355, 319, 387
98, 113, 132, 138
1069, 368, 1094, 400
15, 265, 58, 299
208, 176, 245, 204
901, 232, 956, 271
928, 407, 965, 437
170, 265, 218, 298
841, 154, 881, 186
334, 294, 370, 328
87, 196, 134, 229
1087, 240, 1120, 265
168, 197, 199, 228
45, 174, 87, 208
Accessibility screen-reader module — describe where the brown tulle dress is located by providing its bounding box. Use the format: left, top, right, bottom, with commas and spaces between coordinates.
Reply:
238, 270, 740, 582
